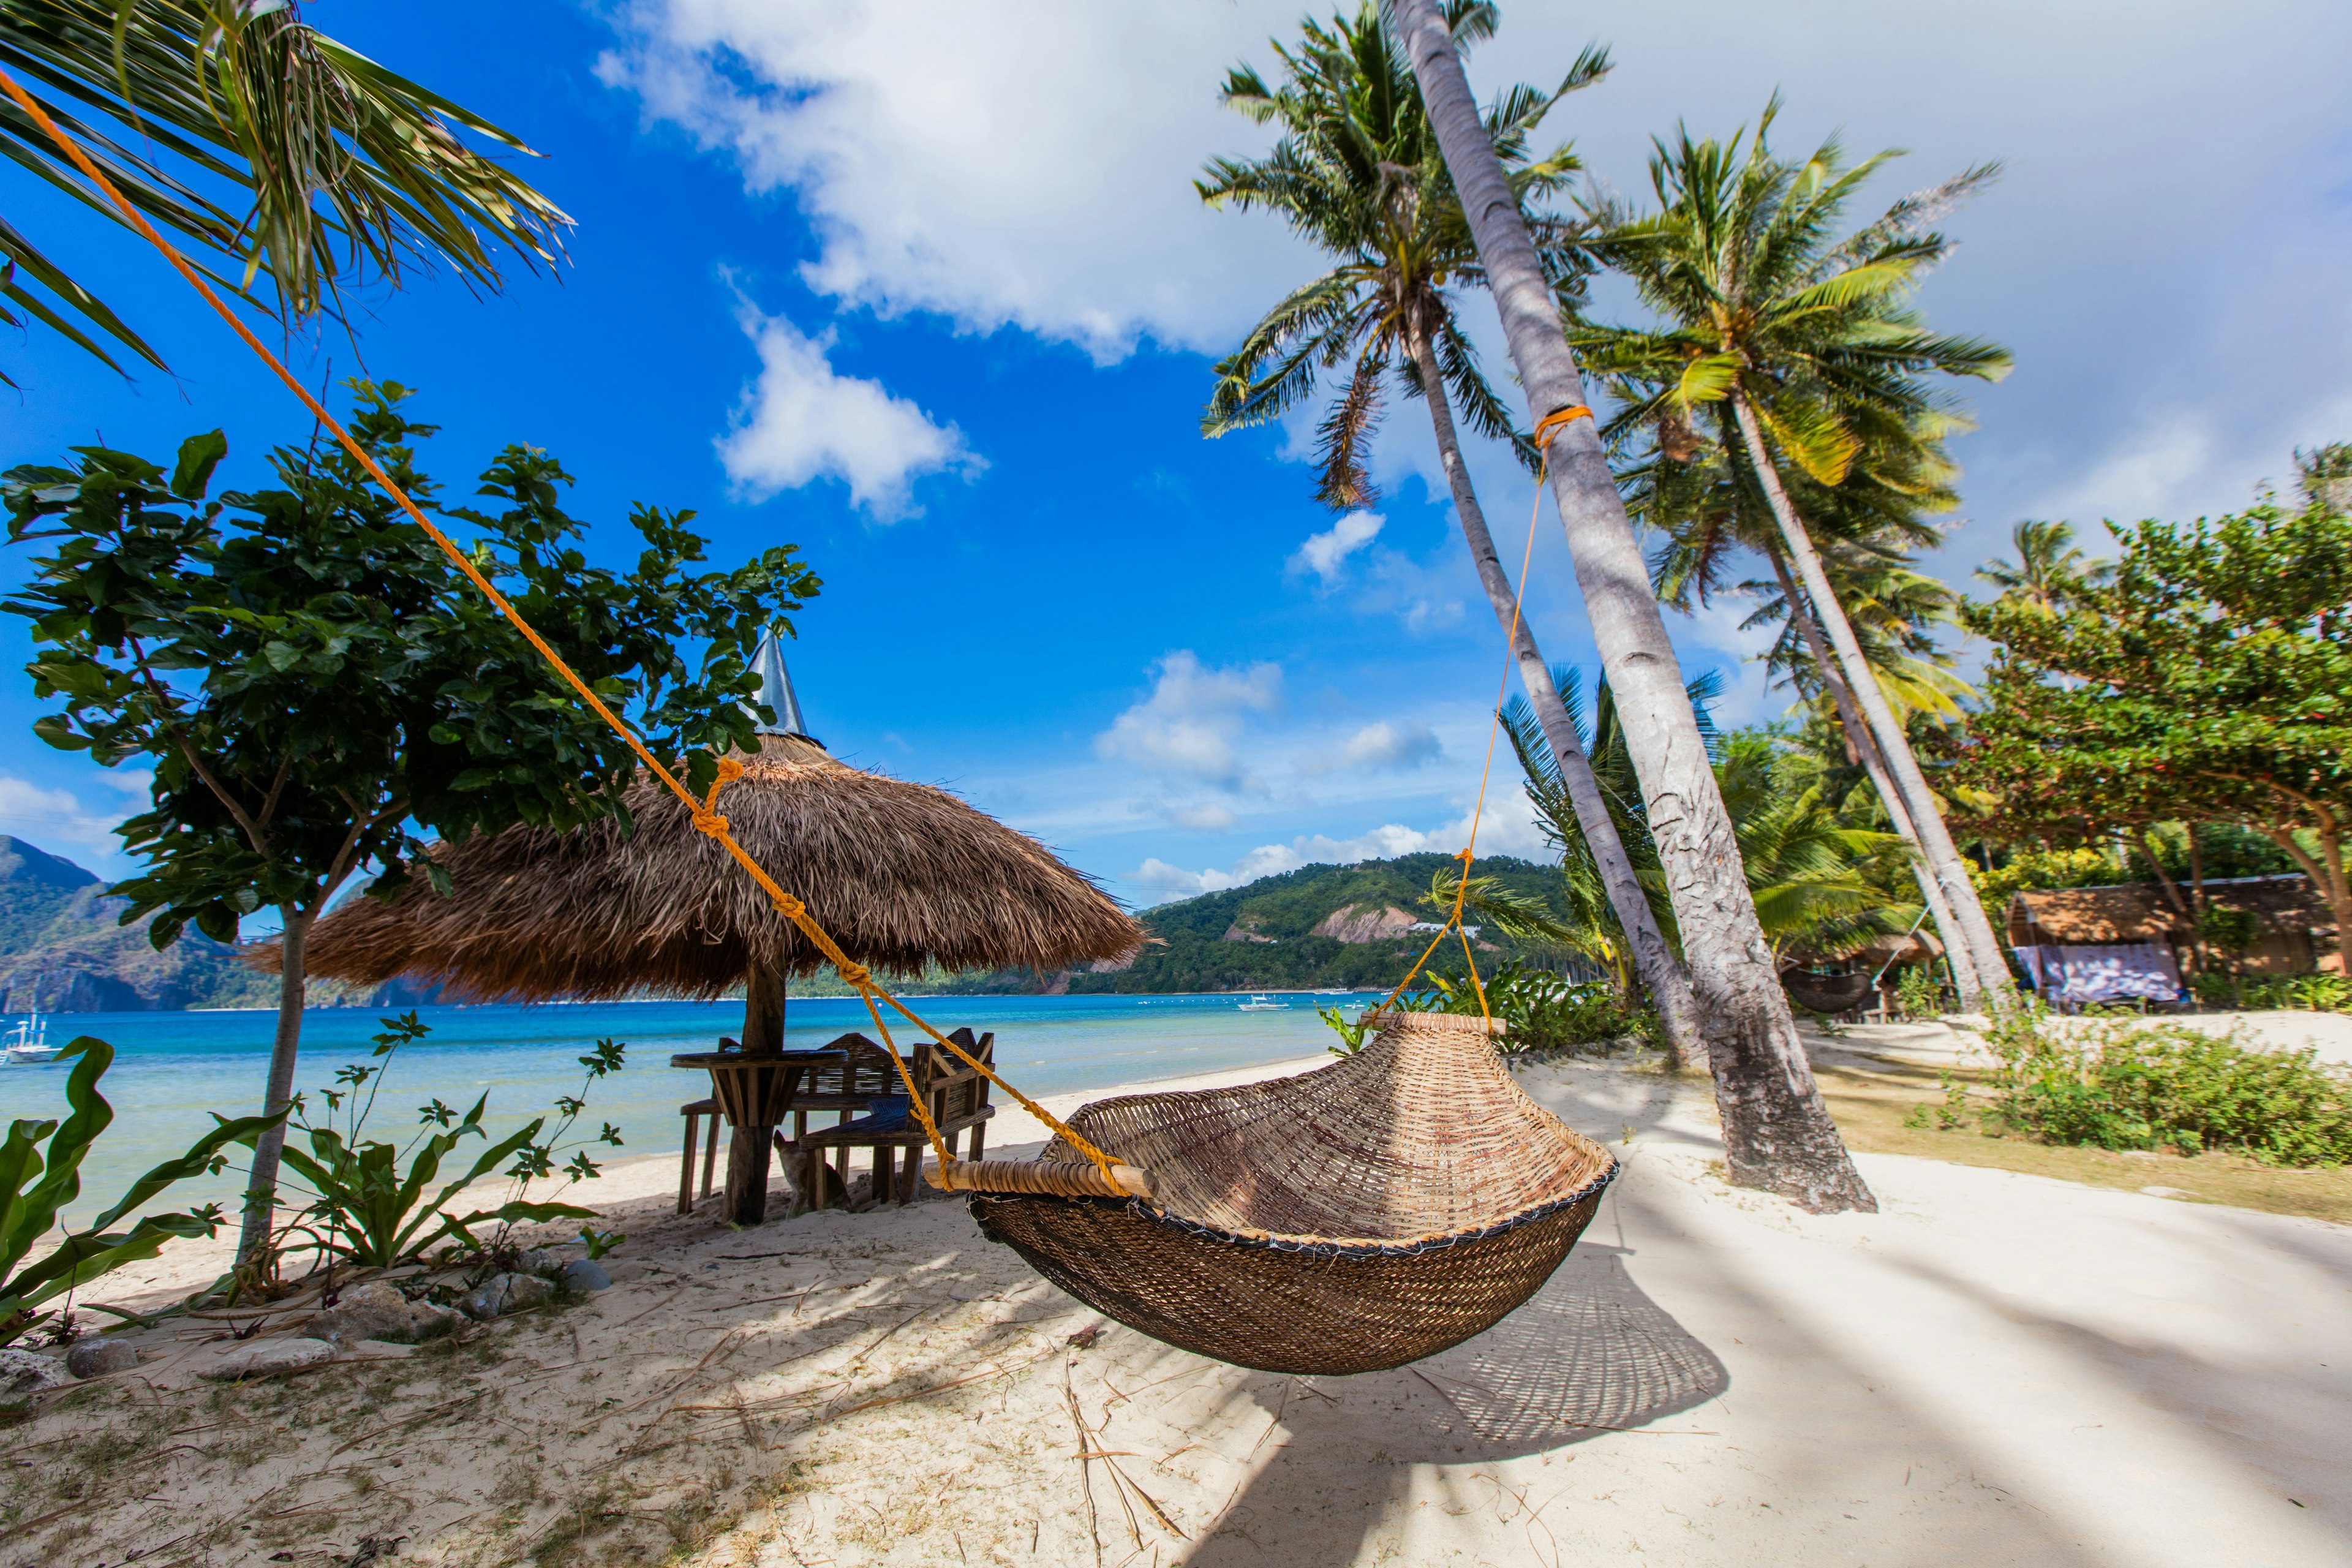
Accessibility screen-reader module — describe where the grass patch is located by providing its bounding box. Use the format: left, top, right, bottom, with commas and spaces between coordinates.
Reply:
1815, 1055, 2352, 1225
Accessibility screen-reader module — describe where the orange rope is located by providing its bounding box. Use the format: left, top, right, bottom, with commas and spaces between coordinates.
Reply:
0, 66, 1112, 1188
1361, 405, 1591, 1027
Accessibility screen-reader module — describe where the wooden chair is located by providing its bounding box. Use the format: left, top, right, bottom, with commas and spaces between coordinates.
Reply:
782, 1028, 997, 1211
676, 1098, 723, 1215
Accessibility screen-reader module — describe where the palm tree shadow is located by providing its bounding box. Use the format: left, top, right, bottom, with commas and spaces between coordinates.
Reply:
1412, 1241, 1728, 1446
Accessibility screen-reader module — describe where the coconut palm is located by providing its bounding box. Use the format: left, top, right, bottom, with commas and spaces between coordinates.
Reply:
1502, 668, 1909, 973
1, 1, 570, 380
1975, 520, 2113, 609
1199, 2, 1703, 1064
1573, 99, 2017, 1006
1393, 0, 1873, 1212
1629, 393, 1989, 1001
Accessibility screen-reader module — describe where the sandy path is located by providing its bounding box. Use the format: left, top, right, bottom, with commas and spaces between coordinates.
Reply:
7, 1046, 2346, 1567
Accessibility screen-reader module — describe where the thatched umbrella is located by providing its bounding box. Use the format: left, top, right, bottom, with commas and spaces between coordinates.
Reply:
271, 635, 1140, 1219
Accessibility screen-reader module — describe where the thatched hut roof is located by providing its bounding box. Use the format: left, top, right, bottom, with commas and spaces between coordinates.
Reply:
2006, 875, 2331, 947
265, 731, 1141, 1002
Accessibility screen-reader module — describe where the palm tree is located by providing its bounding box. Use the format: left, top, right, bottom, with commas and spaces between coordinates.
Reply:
1627, 375, 1989, 1003
1392, 0, 1874, 1213
1975, 521, 2113, 609
1572, 101, 2018, 1009
1199, 2, 1704, 1066
1503, 669, 1910, 974
1, 1, 570, 380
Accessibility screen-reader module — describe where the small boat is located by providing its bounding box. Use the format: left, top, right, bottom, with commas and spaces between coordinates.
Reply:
1, 1012, 59, 1065
1236, 994, 1290, 1011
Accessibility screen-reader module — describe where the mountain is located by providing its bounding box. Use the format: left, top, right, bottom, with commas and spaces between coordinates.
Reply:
1058, 852, 1581, 995
0, 837, 285, 1011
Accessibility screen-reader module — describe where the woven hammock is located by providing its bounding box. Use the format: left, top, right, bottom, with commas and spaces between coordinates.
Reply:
969, 1011, 1618, 1376
1781, 968, 1878, 1016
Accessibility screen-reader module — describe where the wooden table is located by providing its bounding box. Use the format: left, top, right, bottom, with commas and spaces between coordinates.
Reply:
670, 1047, 845, 1225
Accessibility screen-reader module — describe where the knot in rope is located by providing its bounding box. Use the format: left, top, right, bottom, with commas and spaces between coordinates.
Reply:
690, 809, 730, 839
1533, 404, 1594, 450
770, 891, 807, 920
836, 962, 872, 989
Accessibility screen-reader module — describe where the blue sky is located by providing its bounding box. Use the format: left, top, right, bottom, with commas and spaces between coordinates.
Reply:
1, 0, 2348, 911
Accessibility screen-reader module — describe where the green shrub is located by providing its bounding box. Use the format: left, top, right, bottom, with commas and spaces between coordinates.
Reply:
1893, 966, 1947, 1020
274, 1013, 625, 1269
1316, 961, 1656, 1057
2192, 970, 2350, 1013
1980, 1007, 2352, 1166
2, 1038, 279, 1343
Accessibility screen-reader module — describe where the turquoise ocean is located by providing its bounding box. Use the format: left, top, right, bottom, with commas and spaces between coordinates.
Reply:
0, 992, 1376, 1227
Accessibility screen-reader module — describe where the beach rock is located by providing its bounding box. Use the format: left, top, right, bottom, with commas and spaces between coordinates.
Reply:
311, 1282, 461, 1347
64, 1339, 139, 1379
199, 1337, 335, 1381
0, 1348, 70, 1403
459, 1272, 556, 1321
559, 1259, 612, 1294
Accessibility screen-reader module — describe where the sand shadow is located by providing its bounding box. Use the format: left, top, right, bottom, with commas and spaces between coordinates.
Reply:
1178, 1235, 1728, 1567
1411, 1242, 1728, 1446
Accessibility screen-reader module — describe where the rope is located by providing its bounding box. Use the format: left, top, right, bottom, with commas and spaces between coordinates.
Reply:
0, 66, 1121, 1190
1360, 404, 1591, 1025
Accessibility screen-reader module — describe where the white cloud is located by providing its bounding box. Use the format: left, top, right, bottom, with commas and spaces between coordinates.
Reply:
1165, 802, 1237, 831
596, 1, 1311, 360
0, 772, 136, 869
1287, 510, 1384, 586
1095, 650, 1282, 788
1326, 720, 1442, 773
1130, 791, 1552, 903
717, 306, 979, 518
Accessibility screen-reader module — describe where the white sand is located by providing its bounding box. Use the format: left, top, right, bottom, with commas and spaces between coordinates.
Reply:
7, 1040, 2347, 1566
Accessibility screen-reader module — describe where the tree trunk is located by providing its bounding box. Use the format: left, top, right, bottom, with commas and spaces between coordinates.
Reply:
1401, 318, 1704, 1068
1395, 0, 1872, 1213
1762, 545, 1983, 1008
237, 905, 311, 1264
724, 967, 786, 1226
2263, 820, 2352, 978
1727, 390, 2018, 1010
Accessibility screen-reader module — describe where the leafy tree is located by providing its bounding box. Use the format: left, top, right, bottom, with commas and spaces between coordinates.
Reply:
1574, 99, 2018, 1005
1197, 2, 1703, 1063
1959, 498, 2352, 955
1, 383, 818, 1259
1393, 0, 1872, 1212
1, 0, 569, 380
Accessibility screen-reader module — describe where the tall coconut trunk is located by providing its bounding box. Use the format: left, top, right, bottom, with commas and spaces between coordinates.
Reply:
238, 905, 311, 1264
1394, 0, 1871, 1213
1762, 545, 1983, 1008
725, 967, 788, 1226
1727, 391, 2017, 1009
1402, 318, 1704, 1066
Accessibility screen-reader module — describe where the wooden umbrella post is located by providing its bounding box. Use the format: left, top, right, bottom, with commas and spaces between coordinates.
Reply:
674, 970, 838, 1227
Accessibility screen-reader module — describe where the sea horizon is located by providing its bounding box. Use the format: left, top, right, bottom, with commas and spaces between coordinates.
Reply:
0, 990, 1381, 1228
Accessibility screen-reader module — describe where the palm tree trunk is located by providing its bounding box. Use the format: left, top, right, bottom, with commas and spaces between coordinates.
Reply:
1403, 320, 1704, 1067
238, 904, 311, 1264
1762, 545, 1984, 1008
1727, 391, 2018, 1010
1395, 0, 1872, 1213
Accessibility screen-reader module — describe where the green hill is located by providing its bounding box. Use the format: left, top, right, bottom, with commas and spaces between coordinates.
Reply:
0, 836, 281, 1011
1064, 852, 1580, 995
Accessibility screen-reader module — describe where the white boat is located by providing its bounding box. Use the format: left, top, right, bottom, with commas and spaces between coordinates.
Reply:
1, 1012, 59, 1065
1236, 994, 1290, 1011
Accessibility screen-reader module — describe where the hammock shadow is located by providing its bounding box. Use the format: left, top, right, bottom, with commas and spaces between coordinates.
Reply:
1178, 1240, 1725, 1567
1412, 1240, 1728, 1446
